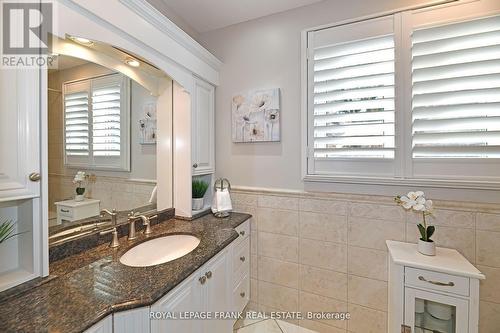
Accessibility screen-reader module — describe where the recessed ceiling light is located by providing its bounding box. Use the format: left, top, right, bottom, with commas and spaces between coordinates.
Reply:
126, 58, 140, 67
69, 36, 94, 46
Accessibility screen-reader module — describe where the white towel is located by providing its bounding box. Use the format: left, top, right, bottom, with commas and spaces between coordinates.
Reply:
211, 189, 232, 214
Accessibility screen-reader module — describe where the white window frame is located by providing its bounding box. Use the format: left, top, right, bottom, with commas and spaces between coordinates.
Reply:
63, 73, 131, 172
301, 0, 500, 191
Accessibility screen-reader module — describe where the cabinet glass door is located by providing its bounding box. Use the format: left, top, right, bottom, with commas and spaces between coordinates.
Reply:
404, 287, 468, 333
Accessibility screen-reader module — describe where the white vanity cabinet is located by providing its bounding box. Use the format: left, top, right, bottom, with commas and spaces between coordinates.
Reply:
151, 247, 232, 333
191, 77, 215, 176
387, 241, 485, 333
228, 220, 251, 318
83, 315, 113, 333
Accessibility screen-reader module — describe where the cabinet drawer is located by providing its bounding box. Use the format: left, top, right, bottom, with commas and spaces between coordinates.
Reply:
233, 274, 250, 313
233, 238, 250, 286
58, 206, 74, 218
234, 220, 250, 245
405, 267, 469, 297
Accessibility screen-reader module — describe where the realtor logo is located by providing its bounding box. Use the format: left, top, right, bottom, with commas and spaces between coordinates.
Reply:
1, 1, 57, 68
2, 2, 52, 54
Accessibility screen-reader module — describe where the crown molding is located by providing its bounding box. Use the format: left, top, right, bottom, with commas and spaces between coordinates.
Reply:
119, 0, 222, 71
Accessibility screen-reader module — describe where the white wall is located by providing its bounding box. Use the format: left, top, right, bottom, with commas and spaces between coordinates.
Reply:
198, 0, 441, 191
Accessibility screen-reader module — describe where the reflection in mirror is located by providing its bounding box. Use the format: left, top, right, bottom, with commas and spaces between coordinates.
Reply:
47, 36, 172, 245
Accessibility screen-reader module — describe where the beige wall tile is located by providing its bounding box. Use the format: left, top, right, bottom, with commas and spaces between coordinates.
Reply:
348, 217, 405, 251
299, 211, 347, 244
259, 281, 298, 312
347, 304, 387, 333
258, 208, 299, 236
258, 195, 299, 210
299, 198, 347, 215
259, 232, 298, 263
479, 301, 500, 333
299, 265, 347, 301
407, 224, 475, 263
349, 203, 404, 222
300, 319, 346, 333
407, 209, 474, 229
477, 230, 500, 267
233, 205, 258, 230
299, 239, 347, 273
258, 256, 299, 289
348, 246, 388, 281
299, 291, 348, 329
477, 213, 500, 232
232, 192, 259, 207
478, 265, 500, 303
348, 275, 387, 311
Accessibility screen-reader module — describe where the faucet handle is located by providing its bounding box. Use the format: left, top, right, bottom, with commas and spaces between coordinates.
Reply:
99, 227, 119, 248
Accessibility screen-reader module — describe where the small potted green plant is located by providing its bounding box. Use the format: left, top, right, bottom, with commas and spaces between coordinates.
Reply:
395, 191, 435, 256
0, 220, 23, 245
192, 179, 209, 211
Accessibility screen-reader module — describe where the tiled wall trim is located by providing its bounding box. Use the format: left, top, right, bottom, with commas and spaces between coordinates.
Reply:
232, 187, 500, 333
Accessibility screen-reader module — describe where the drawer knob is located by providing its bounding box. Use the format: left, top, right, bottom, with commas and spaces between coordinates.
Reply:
239, 230, 245, 236
240, 292, 245, 298
199, 276, 207, 285
193, 163, 198, 168
418, 275, 455, 287
29, 172, 41, 182
240, 256, 246, 262
205, 271, 212, 279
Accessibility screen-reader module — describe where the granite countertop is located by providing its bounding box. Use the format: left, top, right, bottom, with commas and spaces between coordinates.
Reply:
0, 212, 251, 333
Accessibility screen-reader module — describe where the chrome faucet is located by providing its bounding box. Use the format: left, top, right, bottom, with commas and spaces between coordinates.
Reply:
127, 211, 138, 240
128, 214, 157, 235
100, 209, 118, 225
99, 227, 119, 248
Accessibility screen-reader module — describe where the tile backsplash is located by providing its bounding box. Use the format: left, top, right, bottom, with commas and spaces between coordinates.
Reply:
48, 174, 155, 213
232, 188, 500, 333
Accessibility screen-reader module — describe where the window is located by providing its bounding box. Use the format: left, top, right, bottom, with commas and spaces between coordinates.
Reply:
63, 73, 130, 171
305, 5, 500, 186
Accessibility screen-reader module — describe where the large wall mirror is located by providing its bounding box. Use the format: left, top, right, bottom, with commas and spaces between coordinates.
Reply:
47, 35, 173, 245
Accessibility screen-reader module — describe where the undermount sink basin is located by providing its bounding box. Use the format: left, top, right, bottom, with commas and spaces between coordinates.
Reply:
120, 235, 200, 267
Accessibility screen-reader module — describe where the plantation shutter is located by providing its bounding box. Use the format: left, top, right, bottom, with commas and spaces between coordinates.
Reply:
308, 15, 397, 176
92, 82, 122, 157
411, 15, 500, 158
63, 73, 130, 171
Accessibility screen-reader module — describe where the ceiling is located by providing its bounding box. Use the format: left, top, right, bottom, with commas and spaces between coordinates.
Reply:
154, 0, 325, 33
54, 55, 88, 70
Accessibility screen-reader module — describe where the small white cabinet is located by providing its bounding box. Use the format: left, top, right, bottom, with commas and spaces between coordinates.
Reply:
387, 241, 485, 333
191, 77, 215, 176
54, 199, 100, 225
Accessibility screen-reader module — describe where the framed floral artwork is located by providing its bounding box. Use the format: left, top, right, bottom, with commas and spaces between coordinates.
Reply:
231, 88, 280, 142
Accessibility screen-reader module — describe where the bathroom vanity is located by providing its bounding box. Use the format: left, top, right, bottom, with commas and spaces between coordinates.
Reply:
0, 213, 251, 333
387, 240, 485, 333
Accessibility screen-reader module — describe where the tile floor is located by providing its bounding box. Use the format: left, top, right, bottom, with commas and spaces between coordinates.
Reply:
234, 317, 317, 333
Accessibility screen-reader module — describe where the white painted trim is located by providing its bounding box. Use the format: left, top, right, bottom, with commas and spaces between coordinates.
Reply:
119, 0, 222, 71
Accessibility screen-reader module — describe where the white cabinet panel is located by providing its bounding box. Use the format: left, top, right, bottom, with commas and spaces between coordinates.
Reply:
0, 68, 41, 201
151, 273, 202, 333
202, 250, 231, 333
114, 307, 150, 333
192, 77, 215, 175
83, 315, 112, 333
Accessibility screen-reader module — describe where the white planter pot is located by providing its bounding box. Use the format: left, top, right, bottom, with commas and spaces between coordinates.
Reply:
75, 194, 85, 202
418, 239, 436, 256
192, 197, 204, 211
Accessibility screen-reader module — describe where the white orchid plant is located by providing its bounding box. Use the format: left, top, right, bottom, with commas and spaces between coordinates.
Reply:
73, 171, 87, 196
395, 191, 435, 243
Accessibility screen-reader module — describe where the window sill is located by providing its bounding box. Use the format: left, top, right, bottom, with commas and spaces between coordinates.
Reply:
303, 174, 500, 191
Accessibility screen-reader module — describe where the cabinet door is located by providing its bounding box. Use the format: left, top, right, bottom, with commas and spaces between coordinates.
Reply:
404, 287, 469, 333
203, 250, 231, 333
114, 307, 150, 333
83, 316, 113, 333
192, 78, 215, 175
151, 273, 202, 333
0, 67, 40, 201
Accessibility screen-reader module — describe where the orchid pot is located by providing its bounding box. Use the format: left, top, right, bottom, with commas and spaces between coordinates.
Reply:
73, 171, 87, 202
395, 191, 436, 256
